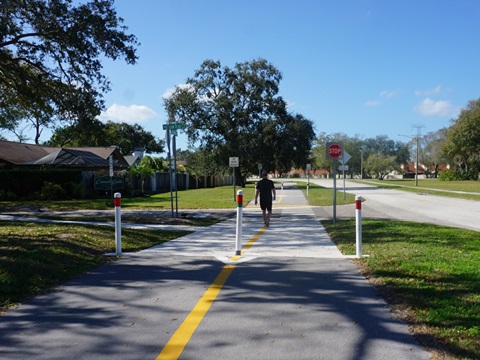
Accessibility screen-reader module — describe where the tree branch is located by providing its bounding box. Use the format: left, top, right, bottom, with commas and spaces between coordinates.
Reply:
0, 32, 44, 48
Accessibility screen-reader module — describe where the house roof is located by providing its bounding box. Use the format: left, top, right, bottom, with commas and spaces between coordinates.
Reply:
33, 148, 109, 167
0, 140, 56, 166
0, 140, 129, 168
124, 155, 141, 167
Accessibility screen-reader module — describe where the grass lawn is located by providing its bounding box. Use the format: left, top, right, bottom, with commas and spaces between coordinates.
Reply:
0, 183, 257, 211
322, 219, 480, 360
295, 181, 357, 206
0, 221, 190, 311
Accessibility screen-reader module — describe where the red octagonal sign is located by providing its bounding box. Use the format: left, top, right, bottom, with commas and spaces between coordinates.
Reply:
327, 143, 343, 158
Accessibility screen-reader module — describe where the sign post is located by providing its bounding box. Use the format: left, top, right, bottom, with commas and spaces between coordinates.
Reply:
326, 142, 344, 223
306, 163, 311, 196
109, 155, 114, 203
229, 157, 239, 201
339, 150, 351, 200
163, 123, 186, 218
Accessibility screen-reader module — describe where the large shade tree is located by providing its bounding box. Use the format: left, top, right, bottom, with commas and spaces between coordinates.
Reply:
164, 58, 315, 183
0, 0, 139, 143
441, 98, 480, 179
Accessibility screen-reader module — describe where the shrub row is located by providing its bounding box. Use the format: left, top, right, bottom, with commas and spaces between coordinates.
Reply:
0, 169, 83, 200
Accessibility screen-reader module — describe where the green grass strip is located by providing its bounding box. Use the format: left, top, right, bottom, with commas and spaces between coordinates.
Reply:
322, 219, 480, 360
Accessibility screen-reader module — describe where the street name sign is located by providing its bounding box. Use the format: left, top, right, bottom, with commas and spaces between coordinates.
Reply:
163, 122, 186, 130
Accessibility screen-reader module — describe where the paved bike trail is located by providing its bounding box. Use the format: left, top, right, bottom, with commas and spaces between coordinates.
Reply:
0, 182, 430, 360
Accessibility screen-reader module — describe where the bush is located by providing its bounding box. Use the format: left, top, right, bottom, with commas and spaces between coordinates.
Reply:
64, 181, 84, 199
438, 169, 460, 181
39, 182, 65, 200
0, 189, 17, 201
439, 169, 478, 181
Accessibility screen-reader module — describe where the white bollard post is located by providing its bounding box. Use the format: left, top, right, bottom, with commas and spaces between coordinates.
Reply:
355, 195, 362, 258
235, 190, 243, 255
114, 192, 122, 255
281, 183, 284, 197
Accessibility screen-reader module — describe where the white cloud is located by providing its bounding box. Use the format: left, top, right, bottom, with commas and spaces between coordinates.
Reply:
162, 83, 193, 99
99, 104, 158, 123
415, 85, 442, 97
365, 100, 381, 107
379, 90, 396, 98
414, 98, 454, 117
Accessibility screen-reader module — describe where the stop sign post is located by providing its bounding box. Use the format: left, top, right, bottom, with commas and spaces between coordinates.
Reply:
326, 142, 344, 224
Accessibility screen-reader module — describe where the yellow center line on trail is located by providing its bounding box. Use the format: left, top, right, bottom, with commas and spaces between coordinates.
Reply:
155, 226, 267, 360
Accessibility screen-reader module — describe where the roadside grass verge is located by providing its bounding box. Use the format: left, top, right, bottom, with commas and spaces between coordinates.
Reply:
0, 221, 190, 311
296, 181, 357, 206
322, 219, 480, 360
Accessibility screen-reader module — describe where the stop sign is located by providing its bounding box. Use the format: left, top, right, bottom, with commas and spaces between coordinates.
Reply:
327, 143, 343, 158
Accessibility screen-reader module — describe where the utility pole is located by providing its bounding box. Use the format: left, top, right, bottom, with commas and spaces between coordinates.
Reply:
399, 124, 425, 187
412, 124, 425, 187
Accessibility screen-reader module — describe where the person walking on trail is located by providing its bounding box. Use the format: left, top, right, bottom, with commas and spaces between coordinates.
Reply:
255, 170, 276, 227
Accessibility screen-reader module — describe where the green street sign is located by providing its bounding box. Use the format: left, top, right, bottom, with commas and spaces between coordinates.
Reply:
163, 122, 186, 130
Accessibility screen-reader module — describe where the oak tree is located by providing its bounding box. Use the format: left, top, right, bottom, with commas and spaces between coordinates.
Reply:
0, 0, 139, 143
164, 58, 315, 182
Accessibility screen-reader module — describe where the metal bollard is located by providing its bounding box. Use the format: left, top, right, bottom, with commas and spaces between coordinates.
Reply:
114, 192, 122, 255
235, 190, 243, 255
355, 195, 362, 258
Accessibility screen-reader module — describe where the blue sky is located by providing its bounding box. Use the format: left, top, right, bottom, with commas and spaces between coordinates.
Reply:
27, 1, 480, 151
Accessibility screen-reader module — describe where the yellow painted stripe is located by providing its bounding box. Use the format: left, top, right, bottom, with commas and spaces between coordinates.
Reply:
242, 226, 266, 251
156, 227, 266, 359
277, 195, 283, 203
156, 265, 235, 360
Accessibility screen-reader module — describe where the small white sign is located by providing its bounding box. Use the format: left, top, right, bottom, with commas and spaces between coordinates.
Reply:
229, 157, 239, 167
338, 165, 349, 171
306, 163, 312, 170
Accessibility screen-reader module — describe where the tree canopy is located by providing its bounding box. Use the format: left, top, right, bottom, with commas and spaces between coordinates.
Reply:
164, 58, 315, 180
0, 0, 139, 143
47, 120, 164, 155
441, 98, 480, 179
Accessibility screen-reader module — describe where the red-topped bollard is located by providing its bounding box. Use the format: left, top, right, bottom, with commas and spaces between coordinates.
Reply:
355, 195, 362, 258
235, 190, 243, 255
114, 192, 122, 255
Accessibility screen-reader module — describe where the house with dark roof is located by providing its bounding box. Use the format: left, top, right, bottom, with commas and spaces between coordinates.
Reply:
0, 140, 129, 169
0, 140, 133, 199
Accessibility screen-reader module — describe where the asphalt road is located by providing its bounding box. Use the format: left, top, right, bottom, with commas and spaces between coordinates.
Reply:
309, 179, 480, 232
0, 183, 431, 360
